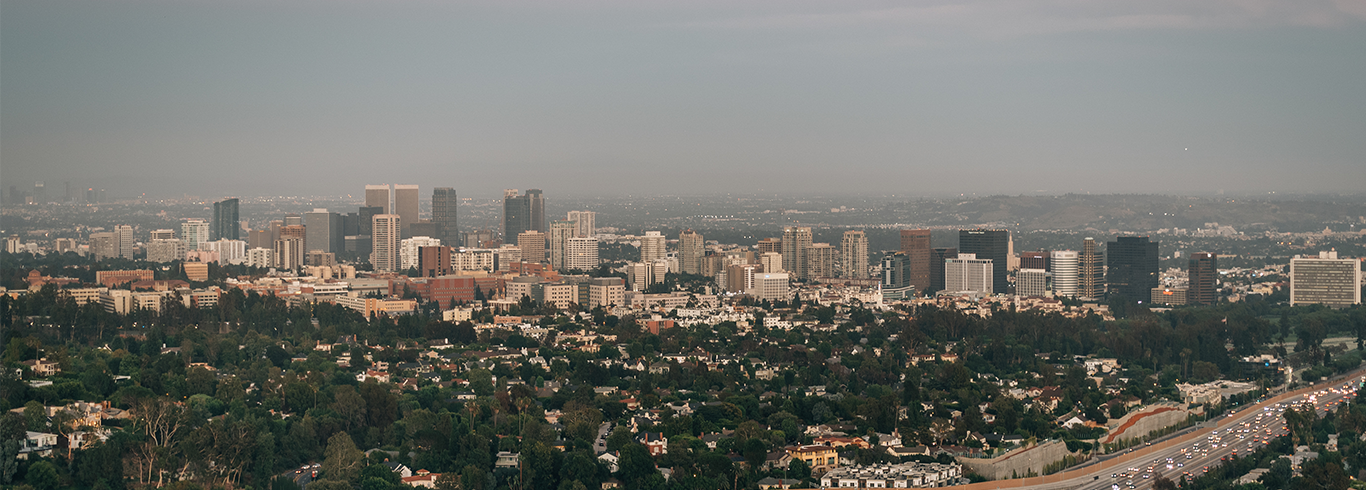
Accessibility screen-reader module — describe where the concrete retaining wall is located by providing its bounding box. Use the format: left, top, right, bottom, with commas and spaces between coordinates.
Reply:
957, 440, 1081, 480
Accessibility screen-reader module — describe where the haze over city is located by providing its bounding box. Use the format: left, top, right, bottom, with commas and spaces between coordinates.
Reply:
4, 0, 1366, 198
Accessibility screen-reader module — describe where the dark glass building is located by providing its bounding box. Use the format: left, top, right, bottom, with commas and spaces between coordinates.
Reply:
900, 229, 932, 292
503, 189, 545, 239
432, 187, 459, 247
1106, 236, 1160, 301
959, 229, 1009, 294
1188, 252, 1219, 305
212, 198, 239, 241
929, 247, 958, 293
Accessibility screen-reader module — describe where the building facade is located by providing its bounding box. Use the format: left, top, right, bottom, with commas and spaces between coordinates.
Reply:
1290, 251, 1361, 307
945, 254, 993, 295
1079, 237, 1105, 300
782, 226, 812, 281
841, 230, 868, 279
518, 231, 546, 265
1050, 250, 1079, 298
212, 198, 240, 241
431, 187, 459, 247
566, 211, 595, 237
1106, 236, 1160, 301
958, 229, 1009, 294
1188, 252, 1219, 305
371, 214, 401, 272
900, 229, 932, 292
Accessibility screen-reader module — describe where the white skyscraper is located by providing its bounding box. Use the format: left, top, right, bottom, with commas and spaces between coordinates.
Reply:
640, 231, 666, 262
566, 237, 599, 271
841, 231, 868, 278
200, 239, 247, 265
114, 225, 135, 259
181, 219, 210, 249
567, 211, 596, 237
371, 214, 401, 272
1050, 250, 1079, 298
945, 254, 994, 295
748, 273, 790, 302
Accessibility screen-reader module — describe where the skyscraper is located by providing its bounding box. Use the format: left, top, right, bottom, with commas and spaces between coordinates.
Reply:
1106, 236, 1160, 301
182, 219, 210, 249
365, 184, 391, 214
393, 184, 419, 238
1020, 251, 1049, 271
212, 198, 240, 241
640, 231, 666, 263
900, 229, 932, 291
567, 211, 596, 237
370, 215, 401, 272
958, 229, 1009, 294
358, 206, 382, 236
1079, 237, 1105, 300
432, 187, 459, 247
305, 208, 343, 254
929, 247, 958, 293
1188, 252, 1219, 305
548, 220, 577, 271
881, 252, 909, 289
90, 232, 118, 261
840, 231, 868, 278
679, 229, 704, 275
566, 237, 599, 271
756, 238, 781, 255
114, 225, 135, 259
1290, 251, 1361, 307
1050, 250, 1079, 298
782, 226, 812, 280
502, 189, 546, 239
945, 254, 993, 295
518, 231, 546, 264
807, 243, 836, 280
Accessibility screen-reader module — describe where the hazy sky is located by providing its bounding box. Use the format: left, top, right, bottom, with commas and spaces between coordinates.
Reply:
3, 0, 1365, 199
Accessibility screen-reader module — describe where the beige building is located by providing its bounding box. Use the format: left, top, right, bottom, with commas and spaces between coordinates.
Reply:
588, 277, 625, 308
566, 211, 596, 237
548, 220, 576, 271
566, 237, 599, 271
518, 231, 546, 264
841, 230, 868, 279
749, 272, 790, 301
679, 229, 704, 275
759, 252, 783, 273
90, 232, 119, 261
806, 243, 837, 280
640, 231, 666, 263
782, 227, 812, 280
370, 214, 401, 272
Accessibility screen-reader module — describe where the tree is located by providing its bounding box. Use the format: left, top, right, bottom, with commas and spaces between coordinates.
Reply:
26, 460, 60, 490
129, 397, 190, 486
616, 444, 657, 487
322, 432, 365, 484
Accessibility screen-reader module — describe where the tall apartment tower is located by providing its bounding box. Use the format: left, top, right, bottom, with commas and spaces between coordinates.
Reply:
502, 189, 546, 239
1079, 238, 1105, 300
432, 187, 459, 247
566, 237, 600, 271
881, 252, 910, 289
1050, 250, 1079, 298
548, 220, 577, 271
640, 231, 666, 262
90, 232, 118, 261
276, 225, 306, 270
212, 198, 240, 241
900, 229, 932, 291
518, 231, 546, 264
182, 219, 210, 249
304, 208, 343, 253
679, 229, 704, 275
370, 215, 401, 272
393, 184, 419, 238
1188, 252, 1219, 305
1290, 251, 1361, 307
840, 231, 868, 278
958, 229, 1009, 294
756, 238, 782, 255
114, 225, 135, 259
807, 243, 836, 280
365, 184, 391, 214
929, 247, 958, 293
782, 226, 813, 280
1106, 236, 1160, 301
759, 252, 783, 273
945, 253, 994, 295
566, 211, 596, 237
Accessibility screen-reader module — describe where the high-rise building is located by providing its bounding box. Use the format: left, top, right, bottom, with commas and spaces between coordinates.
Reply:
212, 198, 240, 241
370, 215, 401, 272
284, 214, 303, 227
726, 264, 759, 293
150, 229, 175, 241
567, 211, 596, 237
626, 262, 654, 291
1016, 269, 1052, 297
1188, 252, 1219, 305
464, 229, 496, 248
201, 240, 246, 265
502, 189, 546, 239
806, 243, 836, 280
589, 277, 625, 308
549, 220, 577, 271
759, 252, 783, 273
945, 254, 994, 295
1107, 236, 1160, 301
679, 229, 704, 275
518, 231, 546, 264
246, 248, 274, 269
305, 208, 343, 254
393, 184, 419, 238
358, 206, 382, 236
1020, 251, 1049, 271
365, 184, 391, 214
749, 273, 791, 302
782, 226, 813, 281
881, 252, 910, 289
929, 247, 958, 293
1050, 250, 1079, 298
419, 245, 453, 277
276, 225, 306, 270
567, 237, 599, 271
182, 219, 210, 249
640, 231, 667, 262
114, 225, 135, 259
1290, 251, 1361, 307
90, 232, 119, 261
841, 231, 868, 279
900, 229, 932, 291
1079, 238, 1105, 300
958, 229, 1009, 294
756, 238, 782, 255
400, 236, 441, 270
432, 187, 459, 247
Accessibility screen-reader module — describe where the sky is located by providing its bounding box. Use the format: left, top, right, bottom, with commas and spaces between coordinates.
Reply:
3, 0, 1365, 199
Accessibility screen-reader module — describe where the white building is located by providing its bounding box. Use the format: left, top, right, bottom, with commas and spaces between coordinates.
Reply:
626, 262, 654, 291
371, 214, 401, 272
1290, 251, 1361, 307
566, 237, 599, 271
1050, 250, 1079, 297
749, 272, 790, 302
200, 239, 247, 265
760, 252, 783, 273
945, 254, 993, 295
841, 230, 868, 278
453, 248, 498, 272
246, 247, 274, 268
589, 277, 625, 308
146, 239, 187, 263
566, 211, 596, 237
640, 231, 666, 262
1017, 268, 1052, 297
400, 236, 442, 271
181, 219, 210, 248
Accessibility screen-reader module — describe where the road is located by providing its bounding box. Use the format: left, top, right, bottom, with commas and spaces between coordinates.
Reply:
953, 370, 1366, 490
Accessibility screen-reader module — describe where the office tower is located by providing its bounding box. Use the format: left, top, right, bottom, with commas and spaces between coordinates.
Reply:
90, 232, 119, 261
1188, 252, 1219, 305
284, 214, 303, 227
518, 231, 546, 264
840, 231, 868, 279
212, 198, 240, 240
4, 236, 19, 254
400, 237, 441, 270
589, 277, 625, 308
365, 184, 391, 214
626, 262, 653, 291
393, 184, 419, 237
464, 230, 496, 248
150, 229, 175, 241
756, 238, 782, 255
726, 264, 758, 293
358, 206, 382, 236
1079, 238, 1105, 300
182, 219, 210, 249
1290, 251, 1361, 307
759, 252, 783, 273
495, 244, 522, 270
679, 229, 704, 275
246, 248, 274, 269
1017, 269, 1052, 297
370, 215, 401, 272
247, 230, 271, 249
111, 225, 134, 259
567, 237, 599, 271
749, 273, 791, 302
1050, 250, 1079, 298
305, 208, 343, 254
276, 225, 306, 270
432, 187, 459, 247
1106, 236, 1159, 301
548, 220, 576, 270
419, 245, 453, 277
502, 189, 546, 238
958, 229, 1009, 294
640, 231, 666, 262
929, 247, 959, 293
201, 240, 247, 265
782, 226, 813, 280
33, 182, 45, 203
53, 238, 75, 254
341, 212, 360, 237
806, 243, 836, 280
900, 229, 932, 291
84, 188, 97, 204
1020, 251, 1049, 271
567, 211, 596, 237
945, 254, 994, 295
881, 252, 910, 289
410, 220, 436, 239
